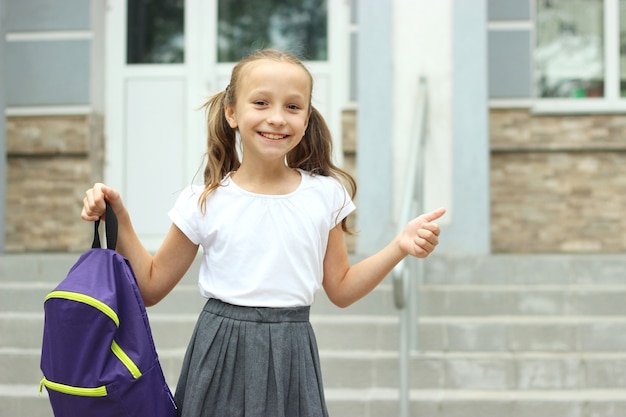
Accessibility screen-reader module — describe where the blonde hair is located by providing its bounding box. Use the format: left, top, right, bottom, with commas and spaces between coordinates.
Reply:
199, 49, 356, 233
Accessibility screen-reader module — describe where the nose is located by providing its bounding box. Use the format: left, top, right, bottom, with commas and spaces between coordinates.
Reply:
267, 109, 287, 126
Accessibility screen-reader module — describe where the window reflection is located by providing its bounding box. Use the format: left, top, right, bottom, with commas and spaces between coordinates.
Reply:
535, 0, 604, 98
127, 0, 185, 64
217, 0, 327, 62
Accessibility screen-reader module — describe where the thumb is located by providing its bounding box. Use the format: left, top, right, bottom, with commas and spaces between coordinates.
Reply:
421, 207, 446, 223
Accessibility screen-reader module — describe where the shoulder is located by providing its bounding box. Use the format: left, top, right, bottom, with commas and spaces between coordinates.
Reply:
175, 184, 204, 205
170, 185, 204, 221
298, 170, 356, 225
298, 170, 354, 208
300, 170, 345, 192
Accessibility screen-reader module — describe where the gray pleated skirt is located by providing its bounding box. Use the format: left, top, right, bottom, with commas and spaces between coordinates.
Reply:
174, 298, 329, 417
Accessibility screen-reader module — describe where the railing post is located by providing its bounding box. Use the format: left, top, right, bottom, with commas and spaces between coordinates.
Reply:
393, 76, 427, 417
398, 277, 410, 417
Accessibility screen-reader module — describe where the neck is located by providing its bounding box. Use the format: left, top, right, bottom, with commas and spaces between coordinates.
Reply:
231, 164, 301, 195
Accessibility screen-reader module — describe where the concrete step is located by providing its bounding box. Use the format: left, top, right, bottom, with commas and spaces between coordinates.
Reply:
0, 312, 399, 350
6, 253, 626, 286
6, 311, 626, 353
0, 385, 53, 417
425, 254, 626, 285
4, 385, 626, 417
9, 345, 626, 391
0, 252, 201, 285
7, 280, 626, 321
4, 252, 626, 417
417, 315, 626, 352
323, 388, 626, 417
419, 284, 626, 316
6, 253, 626, 318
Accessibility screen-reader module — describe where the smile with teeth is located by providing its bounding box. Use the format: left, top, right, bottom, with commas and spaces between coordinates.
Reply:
260, 132, 288, 140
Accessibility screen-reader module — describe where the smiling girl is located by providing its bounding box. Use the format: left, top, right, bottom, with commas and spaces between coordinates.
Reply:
82, 49, 445, 417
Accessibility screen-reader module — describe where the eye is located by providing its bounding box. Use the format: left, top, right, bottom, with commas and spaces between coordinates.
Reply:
253, 100, 267, 106
287, 104, 301, 111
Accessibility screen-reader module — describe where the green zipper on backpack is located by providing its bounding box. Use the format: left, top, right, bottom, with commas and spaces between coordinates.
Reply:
111, 340, 142, 378
40, 377, 108, 397
45, 290, 143, 379
46, 290, 120, 326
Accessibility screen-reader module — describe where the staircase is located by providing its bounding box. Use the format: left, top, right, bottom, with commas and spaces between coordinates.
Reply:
411, 254, 626, 417
2, 253, 626, 416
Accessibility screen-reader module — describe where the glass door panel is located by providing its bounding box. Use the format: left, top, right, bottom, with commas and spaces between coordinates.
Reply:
217, 0, 327, 62
127, 0, 185, 64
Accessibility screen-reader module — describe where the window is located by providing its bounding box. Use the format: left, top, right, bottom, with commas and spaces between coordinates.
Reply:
127, 0, 185, 64
217, 0, 327, 62
528, 0, 626, 112
535, 0, 604, 98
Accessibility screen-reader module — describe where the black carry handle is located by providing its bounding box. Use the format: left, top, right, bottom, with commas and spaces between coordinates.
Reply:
92, 203, 118, 250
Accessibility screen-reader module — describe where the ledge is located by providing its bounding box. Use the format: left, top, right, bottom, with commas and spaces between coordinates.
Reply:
491, 142, 626, 153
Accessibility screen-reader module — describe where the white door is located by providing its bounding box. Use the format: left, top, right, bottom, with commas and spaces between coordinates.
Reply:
106, 0, 349, 251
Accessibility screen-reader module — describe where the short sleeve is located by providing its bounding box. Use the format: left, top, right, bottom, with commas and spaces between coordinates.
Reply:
330, 178, 356, 228
168, 185, 204, 245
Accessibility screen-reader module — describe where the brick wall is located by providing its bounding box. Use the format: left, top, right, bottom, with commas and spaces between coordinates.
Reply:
490, 109, 626, 253
6, 115, 103, 252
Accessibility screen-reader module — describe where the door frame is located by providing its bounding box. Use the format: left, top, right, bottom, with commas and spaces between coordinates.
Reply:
104, 0, 350, 249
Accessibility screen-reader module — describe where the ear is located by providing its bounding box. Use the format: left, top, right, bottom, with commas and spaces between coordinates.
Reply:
224, 105, 238, 128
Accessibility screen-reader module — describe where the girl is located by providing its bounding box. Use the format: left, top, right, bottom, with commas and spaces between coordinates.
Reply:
82, 49, 445, 417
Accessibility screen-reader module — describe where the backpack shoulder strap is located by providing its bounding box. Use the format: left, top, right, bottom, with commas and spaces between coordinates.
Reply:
91, 203, 118, 250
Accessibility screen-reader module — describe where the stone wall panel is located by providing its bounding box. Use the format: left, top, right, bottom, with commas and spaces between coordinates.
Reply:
5, 115, 101, 252
491, 109, 626, 253
7, 115, 89, 155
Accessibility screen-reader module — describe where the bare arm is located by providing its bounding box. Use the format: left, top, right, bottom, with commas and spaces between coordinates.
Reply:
322, 208, 445, 308
82, 183, 199, 306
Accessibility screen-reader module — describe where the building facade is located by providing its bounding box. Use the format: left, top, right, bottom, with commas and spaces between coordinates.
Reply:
1, 0, 621, 255
489, 0, 626, 253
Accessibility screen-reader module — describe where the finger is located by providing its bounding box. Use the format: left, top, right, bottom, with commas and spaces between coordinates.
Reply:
421, 207, 446, 223
82, 194, 102, 221
411, 239, 434, 258
99, 184, 121, 206
420, 222, 441, 236
417, 227, 439, 241
86, 188, 105, 212
93, 183, 108, 204
82, 184, 108, 221
81, 208, 100, 222
81, 205, 95, 221
416, 235, 439, 252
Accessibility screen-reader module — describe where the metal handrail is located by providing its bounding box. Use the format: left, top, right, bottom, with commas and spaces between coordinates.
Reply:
392, 76, 428, 309
392, 76, 428, 417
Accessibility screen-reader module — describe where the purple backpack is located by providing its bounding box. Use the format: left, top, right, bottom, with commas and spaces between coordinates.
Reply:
40, 205, 177, 417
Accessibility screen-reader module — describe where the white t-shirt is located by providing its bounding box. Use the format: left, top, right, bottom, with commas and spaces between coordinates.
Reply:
168, 169, 356, 307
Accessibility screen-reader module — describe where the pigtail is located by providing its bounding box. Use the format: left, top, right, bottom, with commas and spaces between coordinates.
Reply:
288, 107, 357, 234
198, 90, 240, 213
287, 107, 330, 175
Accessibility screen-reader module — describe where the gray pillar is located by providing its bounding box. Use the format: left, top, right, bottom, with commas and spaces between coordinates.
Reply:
356, 0, 395, 255
439, 0, 491, 254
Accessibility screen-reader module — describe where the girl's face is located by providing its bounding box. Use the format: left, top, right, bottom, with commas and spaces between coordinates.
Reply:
224, 59, 311, 165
